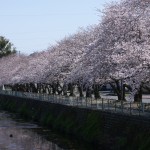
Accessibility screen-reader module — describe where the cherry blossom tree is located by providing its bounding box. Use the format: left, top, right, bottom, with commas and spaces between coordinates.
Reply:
0, 0, 149, 102
42, 25, 101, 96
67, 0, 150, 101
104, 0, 150, 101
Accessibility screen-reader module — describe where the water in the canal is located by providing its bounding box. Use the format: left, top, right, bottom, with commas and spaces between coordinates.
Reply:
0, 111, 91, 150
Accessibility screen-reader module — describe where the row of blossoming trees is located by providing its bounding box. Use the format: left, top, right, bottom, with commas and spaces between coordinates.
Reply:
0, 0, 150, 102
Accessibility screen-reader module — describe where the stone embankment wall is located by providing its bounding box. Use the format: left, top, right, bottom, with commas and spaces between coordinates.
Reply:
0, 94, 150, 150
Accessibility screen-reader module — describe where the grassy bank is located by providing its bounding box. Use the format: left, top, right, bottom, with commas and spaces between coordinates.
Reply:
0, 95, 150, 150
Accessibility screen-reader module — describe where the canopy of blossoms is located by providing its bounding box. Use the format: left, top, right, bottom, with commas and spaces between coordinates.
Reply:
0, 0, 149, 100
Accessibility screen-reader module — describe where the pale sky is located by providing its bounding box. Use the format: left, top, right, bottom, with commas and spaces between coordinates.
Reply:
0, 0, 115, 54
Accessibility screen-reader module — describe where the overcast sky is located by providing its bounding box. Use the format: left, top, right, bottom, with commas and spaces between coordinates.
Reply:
0, 0, 115, 54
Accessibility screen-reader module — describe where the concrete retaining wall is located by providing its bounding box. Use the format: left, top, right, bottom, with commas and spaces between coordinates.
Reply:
0, 94, 150, 150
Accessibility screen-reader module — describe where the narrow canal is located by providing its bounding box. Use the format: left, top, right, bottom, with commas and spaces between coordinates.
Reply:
0, 111, 89, 150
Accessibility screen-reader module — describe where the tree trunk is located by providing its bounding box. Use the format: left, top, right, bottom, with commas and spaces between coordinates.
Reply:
93, 84, 101, 99
78, 85, 84, 97
62, 84, 68, 96
109, 80, 126, 101
134, 86, 142, 102
68, 83, 74, 96
86, 87, 92, 98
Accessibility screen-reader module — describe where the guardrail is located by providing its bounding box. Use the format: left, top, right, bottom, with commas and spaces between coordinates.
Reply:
0, 90, 150, 117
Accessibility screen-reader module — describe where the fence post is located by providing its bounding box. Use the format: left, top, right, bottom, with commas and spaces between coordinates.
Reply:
138, 102, 141, 116
130, 102, 132, 115
15, 91, 17, 96
39, 93, 41, 100
102, 98, 104, 110
96, 98, 98, 109
142, 103, 145, 113
121, 101, 123, 113
58, 95, 60, 103
108, 100, 109, 110
72, 96, 74, 106
48, 95, 50, 101
86, 97, 87, 107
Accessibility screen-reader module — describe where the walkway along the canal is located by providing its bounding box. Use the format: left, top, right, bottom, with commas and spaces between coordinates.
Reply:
0, 90, 150, 150
0, 90, 150, 117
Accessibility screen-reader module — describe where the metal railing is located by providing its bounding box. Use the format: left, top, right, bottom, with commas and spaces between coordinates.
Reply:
0, 90, 150, 117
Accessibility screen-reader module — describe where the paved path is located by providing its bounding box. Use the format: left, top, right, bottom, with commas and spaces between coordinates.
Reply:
0, 90, 150, 117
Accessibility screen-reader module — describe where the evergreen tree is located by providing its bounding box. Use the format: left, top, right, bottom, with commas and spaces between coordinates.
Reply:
0, 36, 16, 58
